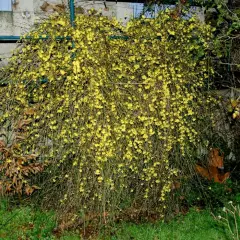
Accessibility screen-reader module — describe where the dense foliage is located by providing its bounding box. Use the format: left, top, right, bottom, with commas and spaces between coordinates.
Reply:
0, 11, 216, 223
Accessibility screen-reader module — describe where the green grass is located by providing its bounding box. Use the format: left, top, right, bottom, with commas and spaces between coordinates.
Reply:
0, 199, 56, 240
104, 209, 231, 240
0, 199, 236, 240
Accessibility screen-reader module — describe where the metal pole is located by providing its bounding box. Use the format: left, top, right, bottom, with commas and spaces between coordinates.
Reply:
69, 0, 75, 58
69, 0, 75, 27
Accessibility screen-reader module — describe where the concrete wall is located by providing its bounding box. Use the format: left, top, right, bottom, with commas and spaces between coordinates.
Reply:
0, 0, 36, 67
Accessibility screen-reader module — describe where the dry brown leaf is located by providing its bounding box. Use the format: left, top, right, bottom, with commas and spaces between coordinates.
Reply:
171, 181, 181, 190
0, 140, 5, 148
196, 165, 211, 180
218, 172, 230, 183
208, 148, 224, 168
196, 149, 230, 184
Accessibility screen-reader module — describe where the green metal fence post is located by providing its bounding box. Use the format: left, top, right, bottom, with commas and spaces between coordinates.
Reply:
69, 0, 75, 27
69, 0, 76, 58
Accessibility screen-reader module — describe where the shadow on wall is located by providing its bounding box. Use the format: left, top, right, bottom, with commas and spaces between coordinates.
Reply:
40, 1, 66, 13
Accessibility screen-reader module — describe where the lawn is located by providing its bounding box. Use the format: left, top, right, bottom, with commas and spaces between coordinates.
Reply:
0, 199, 234, 240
